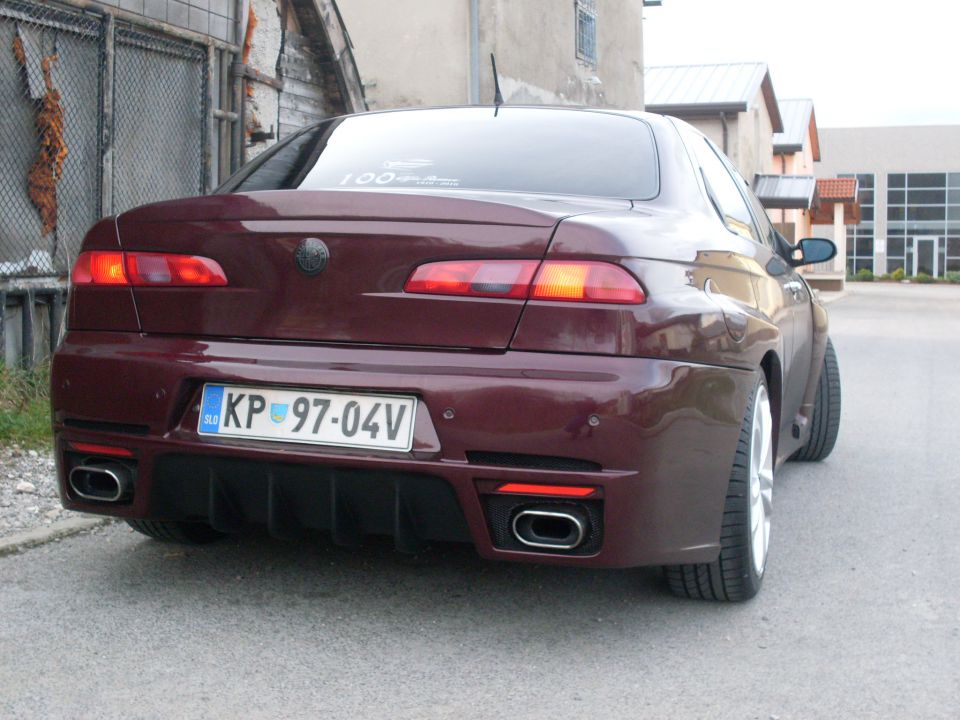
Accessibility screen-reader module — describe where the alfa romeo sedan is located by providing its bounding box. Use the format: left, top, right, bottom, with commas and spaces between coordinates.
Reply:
52, 107, 841, 601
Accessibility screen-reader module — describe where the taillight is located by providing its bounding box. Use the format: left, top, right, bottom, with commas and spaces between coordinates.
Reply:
71, 251, 227, 286
404, 260, 644, 304
531, 262, 645, 304
404, 260, 539, 299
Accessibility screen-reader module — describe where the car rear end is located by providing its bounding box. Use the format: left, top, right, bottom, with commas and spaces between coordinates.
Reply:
52, 107, 755, 568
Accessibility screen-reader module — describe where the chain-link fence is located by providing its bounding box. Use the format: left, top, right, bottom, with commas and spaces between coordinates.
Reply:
113, 27, 206, 214
0, 0, 208, 278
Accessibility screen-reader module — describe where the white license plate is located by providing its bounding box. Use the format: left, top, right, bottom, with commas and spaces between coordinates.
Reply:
198, 384, 417, 452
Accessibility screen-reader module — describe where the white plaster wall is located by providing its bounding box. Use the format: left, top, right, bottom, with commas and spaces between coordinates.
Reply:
733, 88, 774, 182
337, 0, 643, 110
480, 0, 643, 109
245, 0, 283, 160
337, 0, 470, 109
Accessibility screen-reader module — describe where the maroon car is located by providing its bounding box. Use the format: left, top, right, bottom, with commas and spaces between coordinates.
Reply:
52, 107, 841, 601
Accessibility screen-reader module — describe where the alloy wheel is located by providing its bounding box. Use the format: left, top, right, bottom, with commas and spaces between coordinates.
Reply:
749, 384, 774, 575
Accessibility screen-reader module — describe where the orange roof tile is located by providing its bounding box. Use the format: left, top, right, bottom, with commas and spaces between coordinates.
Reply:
817, 177, 858, 201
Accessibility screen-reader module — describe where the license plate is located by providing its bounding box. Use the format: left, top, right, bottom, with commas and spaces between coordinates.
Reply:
198, 384, 417, 452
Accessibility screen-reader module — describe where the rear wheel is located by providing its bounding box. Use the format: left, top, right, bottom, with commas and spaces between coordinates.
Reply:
665, 374, 773, 601
125, 519, 223, 544
792, 337, 841, 462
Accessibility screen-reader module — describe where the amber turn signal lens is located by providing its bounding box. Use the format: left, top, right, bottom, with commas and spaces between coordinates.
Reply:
71, 251, 128, 285
531, 262, 645, 304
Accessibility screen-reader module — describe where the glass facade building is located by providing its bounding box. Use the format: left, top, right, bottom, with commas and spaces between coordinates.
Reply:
885, 172, 960, 277
816, 127, 960, 280
841, 173, 874, 274
839, 170, 960, 277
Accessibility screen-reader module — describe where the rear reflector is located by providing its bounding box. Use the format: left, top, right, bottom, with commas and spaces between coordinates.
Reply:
71, 251, 227, 287
496, 483, 596, 498
405, 260, 644, 304
68, 442, 134, 458
404, 260, 539, 299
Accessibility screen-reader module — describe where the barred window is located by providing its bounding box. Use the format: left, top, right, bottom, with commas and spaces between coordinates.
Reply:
575, 0, 597, 66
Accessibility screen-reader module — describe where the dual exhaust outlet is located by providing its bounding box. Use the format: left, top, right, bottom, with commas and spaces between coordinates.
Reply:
68, 461, 592, 551
68, 462, 134, 503
511, 505, 589, 551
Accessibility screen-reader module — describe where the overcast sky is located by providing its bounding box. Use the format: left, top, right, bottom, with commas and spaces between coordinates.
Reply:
643, 0, 960, 128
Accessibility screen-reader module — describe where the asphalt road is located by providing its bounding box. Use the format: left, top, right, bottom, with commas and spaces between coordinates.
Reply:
1, 283, 958, 719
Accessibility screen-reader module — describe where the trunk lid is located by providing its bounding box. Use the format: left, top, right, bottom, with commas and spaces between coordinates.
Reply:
117, 190, 626, 349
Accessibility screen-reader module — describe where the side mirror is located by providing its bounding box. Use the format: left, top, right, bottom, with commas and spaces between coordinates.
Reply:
789, 237, 837, 267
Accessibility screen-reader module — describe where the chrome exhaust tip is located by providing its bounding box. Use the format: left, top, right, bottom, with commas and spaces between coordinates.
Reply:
68, 463, 133, 503
511, 506, 589, 550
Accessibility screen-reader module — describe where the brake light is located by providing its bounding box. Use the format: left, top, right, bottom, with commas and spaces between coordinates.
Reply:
496, 483, 596, 498
404, 260, 644, 304
531, 262, 645, 304
404, 260, 539, 299
71, 252, 227, 286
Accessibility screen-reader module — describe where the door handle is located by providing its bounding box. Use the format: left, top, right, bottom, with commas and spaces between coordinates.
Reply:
783, 281, 806, 300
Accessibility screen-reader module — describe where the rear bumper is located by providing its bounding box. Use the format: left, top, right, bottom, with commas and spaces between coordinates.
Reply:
52, 331, 754, 568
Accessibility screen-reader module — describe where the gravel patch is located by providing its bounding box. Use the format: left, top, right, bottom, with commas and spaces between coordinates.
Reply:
0, 444, 76, 539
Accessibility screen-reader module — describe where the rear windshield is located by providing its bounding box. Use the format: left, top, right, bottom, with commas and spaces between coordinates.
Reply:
218, 107, 659, 199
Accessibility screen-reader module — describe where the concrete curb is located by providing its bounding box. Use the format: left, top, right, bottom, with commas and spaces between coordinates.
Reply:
0, 515, 115, 558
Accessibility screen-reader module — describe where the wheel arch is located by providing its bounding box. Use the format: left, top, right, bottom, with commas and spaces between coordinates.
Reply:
760, 350, 782, 465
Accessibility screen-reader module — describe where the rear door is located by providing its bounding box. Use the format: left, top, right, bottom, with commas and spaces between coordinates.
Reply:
689, 137, 806, 435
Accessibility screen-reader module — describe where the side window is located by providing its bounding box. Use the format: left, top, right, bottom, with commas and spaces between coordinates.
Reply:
693, 139, 760, 243
743, 184, 778, 248
718, 149, 778, 248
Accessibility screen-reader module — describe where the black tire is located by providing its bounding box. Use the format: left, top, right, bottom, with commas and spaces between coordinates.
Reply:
125, 519, 223, 544
664, 374, 770, 602
792, 338, 841, 462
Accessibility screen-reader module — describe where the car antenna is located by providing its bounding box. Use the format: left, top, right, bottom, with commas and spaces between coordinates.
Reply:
490, 53, 504, 115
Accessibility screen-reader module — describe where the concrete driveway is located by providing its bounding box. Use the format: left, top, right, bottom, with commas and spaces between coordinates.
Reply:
1, 283, 958, 719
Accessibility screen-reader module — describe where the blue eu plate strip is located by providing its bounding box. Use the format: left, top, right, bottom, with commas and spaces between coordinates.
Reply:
199, 385, 225, 434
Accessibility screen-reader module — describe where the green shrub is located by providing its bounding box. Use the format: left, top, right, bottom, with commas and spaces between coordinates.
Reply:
915, 272, 934, 284
0, 363, 51, 447
945, 271, 960, 284
879, 273, 891, 281
891, 267, 906, 282
855, 268, 875, 282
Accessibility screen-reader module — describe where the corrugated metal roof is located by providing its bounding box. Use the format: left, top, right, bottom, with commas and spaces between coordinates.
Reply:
645, 62, 767, 107
643, 62, 782, 131
773, 99, 820, 159
753, 174, 817, 209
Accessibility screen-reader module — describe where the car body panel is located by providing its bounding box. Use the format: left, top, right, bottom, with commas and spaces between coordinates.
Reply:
53, 331, 755, 567
52, 107, 833, 567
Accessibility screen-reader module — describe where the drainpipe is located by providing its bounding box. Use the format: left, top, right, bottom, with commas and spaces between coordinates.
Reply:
469, 0, 480, 104
231, 0, 246, 171
720, 111, 728, 155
